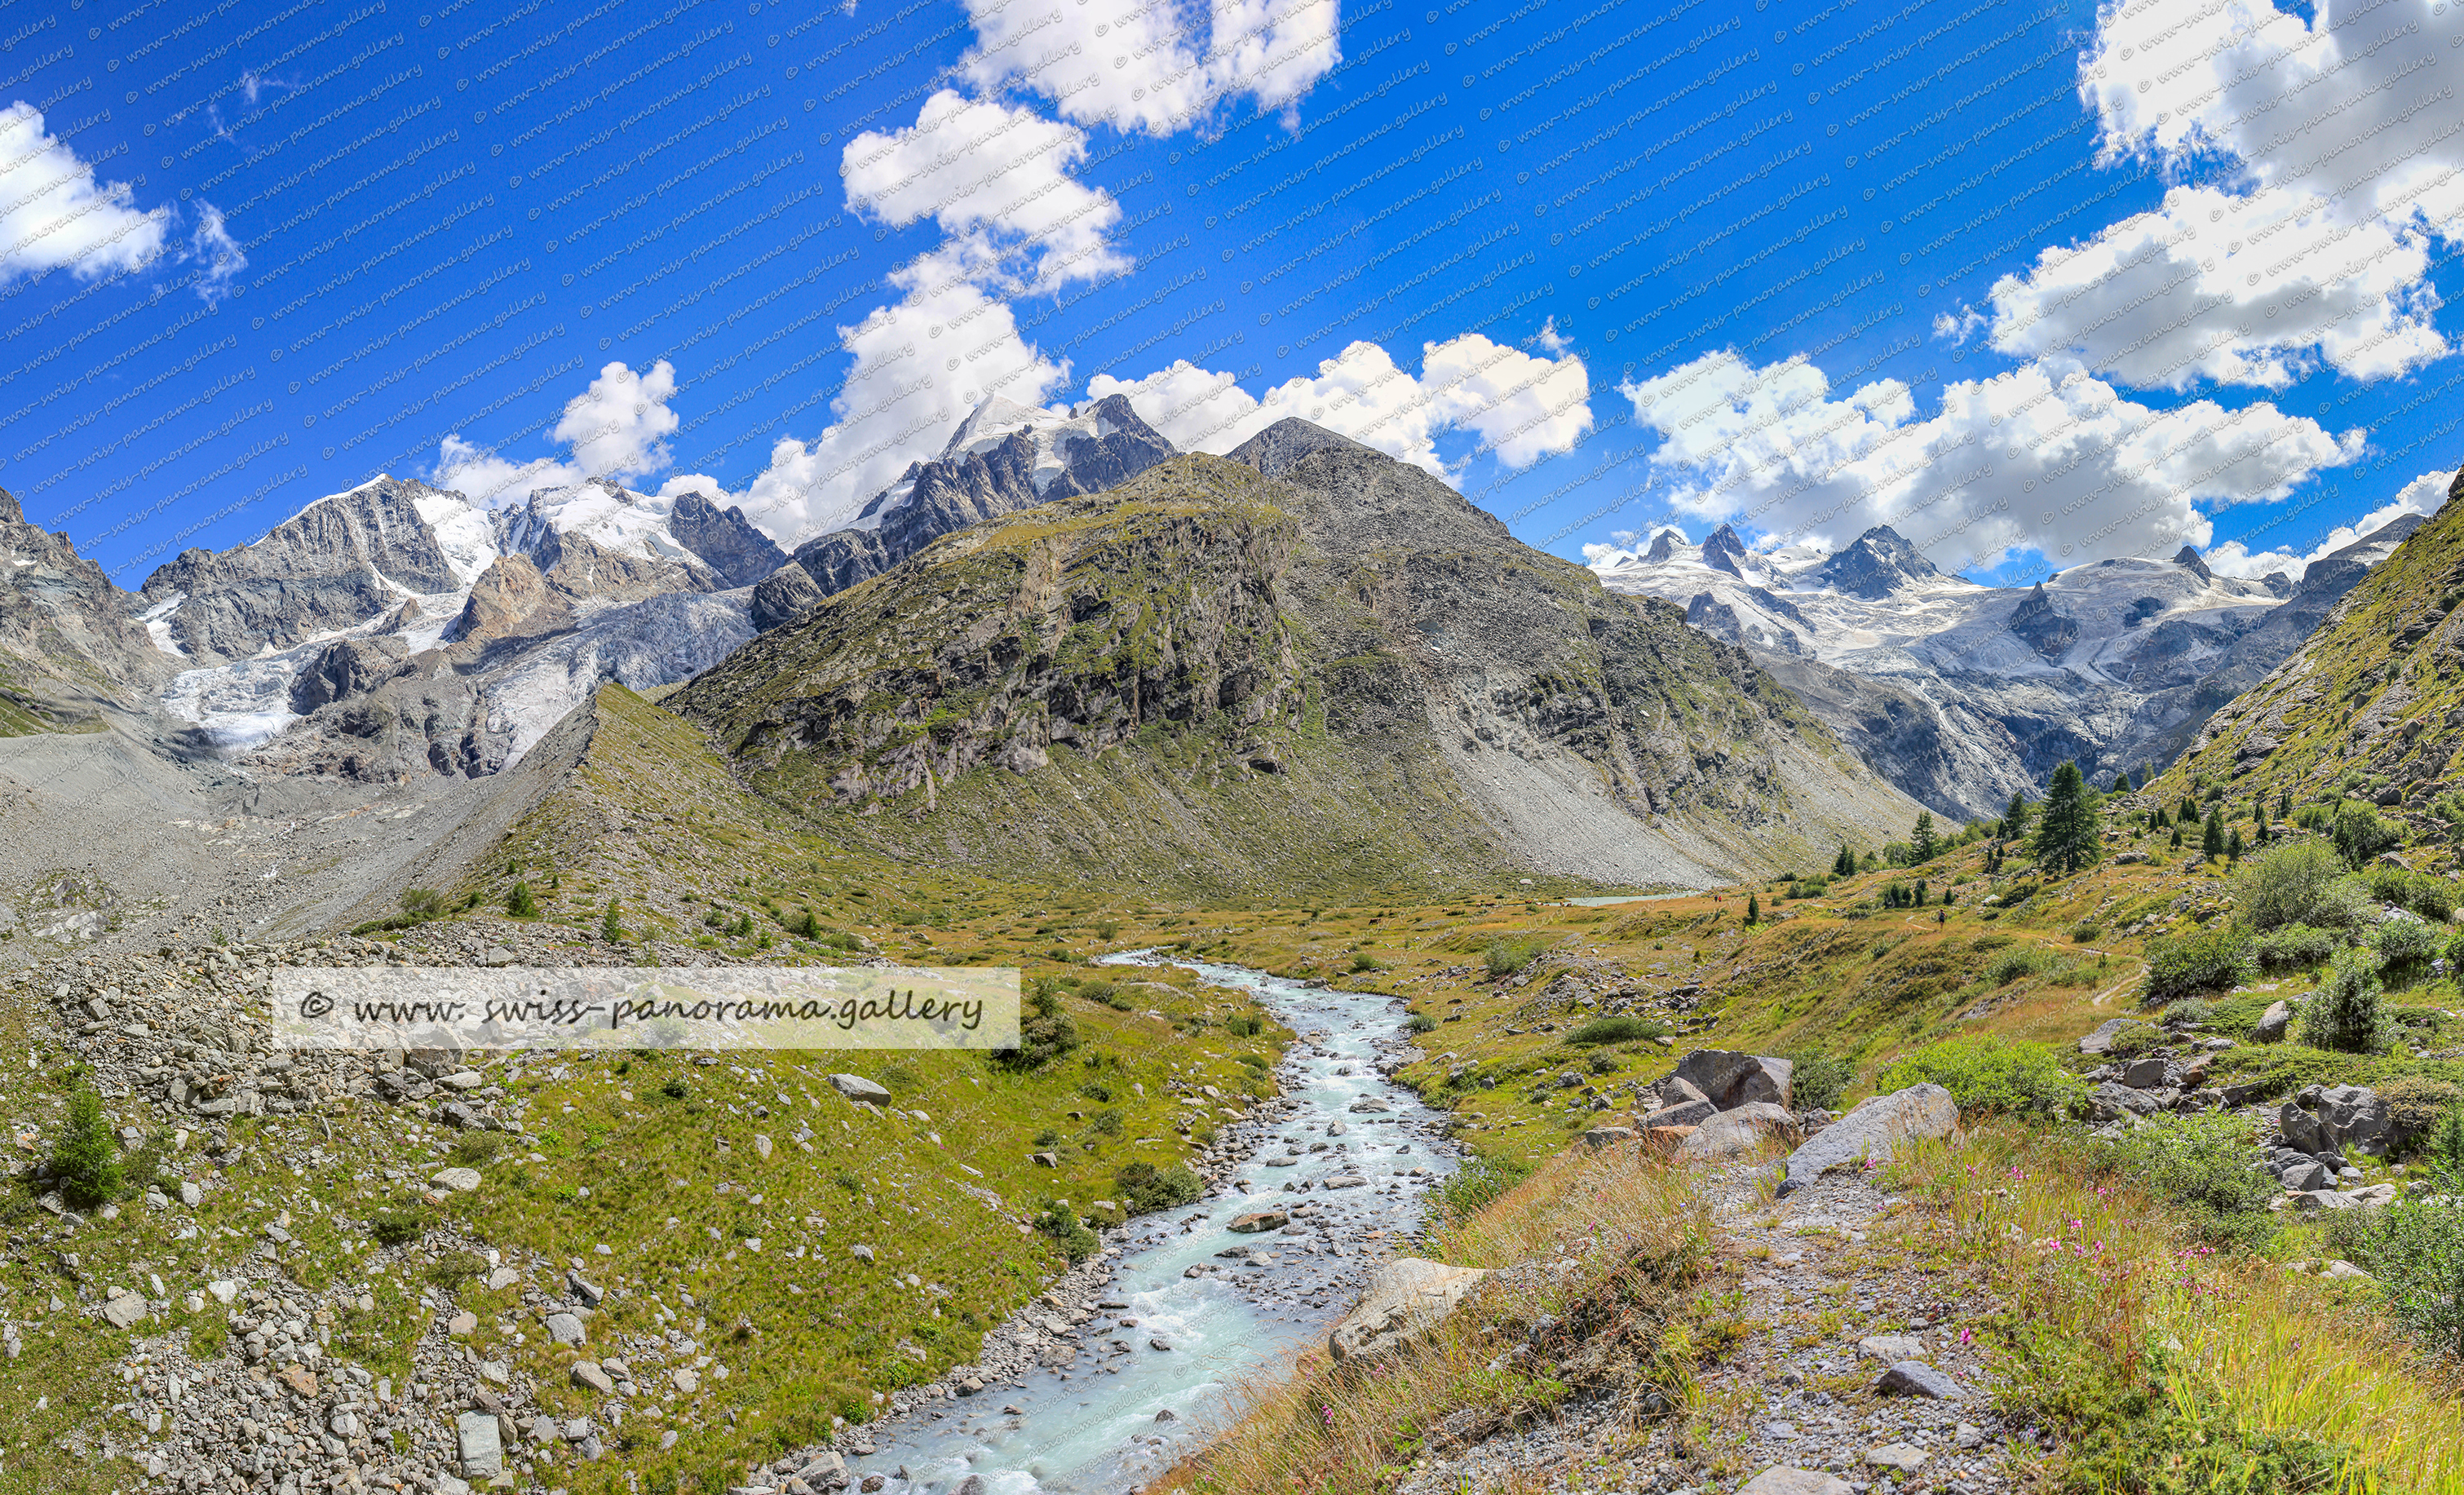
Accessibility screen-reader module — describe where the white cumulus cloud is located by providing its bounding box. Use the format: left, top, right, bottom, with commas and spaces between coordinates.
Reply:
1090, 334, 1591, 475
430, 359, 685, 507
1617, 350, 2361, 573
840, 92, 1126, 291
958, 0, 1339, 136
0, 103, 167, 282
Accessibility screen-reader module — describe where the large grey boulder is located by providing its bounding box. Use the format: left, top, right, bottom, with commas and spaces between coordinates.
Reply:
1641, 1098, 1719, 1130
1673, 1050, 1794, 1110
2117, 1057, 2179, 1090
1656, 1074, 1712, 1108
1328, 1258, 1491, 1362
1675, 1101, 1797, 1159
456, 1411, 505, 1478
2277, 1100, 2332, 1155
2077, 1018, 2137, 1056
2316, 1084, 2391, 1157
829, 1073, 892, 1105
2254, 1001, 2291, 1043
2090, 1082, 2165, 1124
1776, 1084, 1957, 1196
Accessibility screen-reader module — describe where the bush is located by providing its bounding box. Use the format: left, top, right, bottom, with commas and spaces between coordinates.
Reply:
1033, 1201, 1099, 1263
1876, 1037, 2085, 1119
1114, 1161, 1205, 1213
2363, 865, 2459, 922
2158, 998, 2214, 1028
2382, 1076, 2464, 1150
2143, 928, 2257, 1005
2300, 948, 2393, 1055
2323, 1201, 2464, 1358
1484, 940, 1539, 979
661, 1076, 688, 1099
505, 880, 538, 918
2096, 1112, 2279, 1250
1223, 1015, 1263, 1037
2369, 914, 2442, 976
1783, 1050, 1857, 1112
398, 887, 448, 918
2106, 1021, 2168, 1059
2332, 801, 2404, 869
2071, 922, 2102, 943
47, 1087, 122, 1210
993, 987, 1081, 1071
1984, 947, 2050, 985
2232, 843, 2355, 931
2254, 923, 2342, 969
1349, 952, 1382, 972
1564, 1015, 1663, 1046
369, 1210, 427, 1247
1403, 1012, 1438, 1034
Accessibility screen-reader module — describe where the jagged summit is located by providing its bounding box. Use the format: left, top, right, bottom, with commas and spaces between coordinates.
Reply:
2174, 544, 2214, 583
1223, 417, 1380, 479
1816, 525, 1942, 599
1701, 524, 1750, 577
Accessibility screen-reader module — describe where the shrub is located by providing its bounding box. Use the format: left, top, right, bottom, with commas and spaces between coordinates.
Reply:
2254, 923, 2342, 969
2300, 948, 2393, 1055
505, 880, 537, 918
2158, 998, 2214, 1028
47, 1087, 122, 1210
2332, 801, 2404, 869
2363, 865, 2460, 922
1564, 1015, 1663, 1046
2096, 1112, 2278, 1250
661, 1076, 688, 1099
398, 887, 448, 918
1223, 1015, 1263, 1037
448, 1132, 503, 1167
1984, 947, 2050, 985
1484, 940, 1539, 979
599, 898, 623, 943
1033, 1201, 1099, 1263
2232, 843, 2353, 931
993, 987, 1081, 1071
1087, 1108, 1123, 1136
369, 1210, 427, 1247
1349, 952, 1382, 972
2105, 1021, 2168, 1059
2143, 928, 2257, 1005
1783, 1050, 1857, 1112
1876, 1037, 2085, 1119
2369, 915, 2443, 976
1236, 1052, 1269, 1070
1077, 1081, 1113, 1104
2382, 1076, 2464, 1150
2323, 1201, 2464, 1358
1404, 1012, 1438, 1034
1114, 1161, 1205, 1213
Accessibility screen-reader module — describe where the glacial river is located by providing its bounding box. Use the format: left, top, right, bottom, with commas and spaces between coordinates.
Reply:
849, 954, 1458, 1493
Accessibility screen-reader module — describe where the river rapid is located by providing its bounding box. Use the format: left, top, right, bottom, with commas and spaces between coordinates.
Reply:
844, 954, 1459, 1494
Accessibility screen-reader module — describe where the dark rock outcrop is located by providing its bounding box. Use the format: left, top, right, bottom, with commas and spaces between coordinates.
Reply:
667, 490, 788, 588
287, 637, 413, 714
749, 563, 826, 632
2006, 583, 2077, 661
0, 484, 164, 728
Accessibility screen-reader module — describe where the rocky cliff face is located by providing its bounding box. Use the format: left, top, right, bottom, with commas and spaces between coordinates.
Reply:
675, 426, 1919, 896
2170, 476, 2464, 813
788, 392, 1177, 598
139, 478, 471, 664
666, 489, 788, 588
0, 485, 166, 730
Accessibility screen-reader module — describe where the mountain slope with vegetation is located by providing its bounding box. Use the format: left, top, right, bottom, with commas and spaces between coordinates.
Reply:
671, 426, 1922, 900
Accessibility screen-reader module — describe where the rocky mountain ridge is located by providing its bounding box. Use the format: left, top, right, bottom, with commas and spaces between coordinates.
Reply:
1595, 512, 2422, 820
671, 422, 1923, 896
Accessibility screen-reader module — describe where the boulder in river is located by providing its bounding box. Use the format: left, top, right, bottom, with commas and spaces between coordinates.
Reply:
1228, 1209, 1288, 1233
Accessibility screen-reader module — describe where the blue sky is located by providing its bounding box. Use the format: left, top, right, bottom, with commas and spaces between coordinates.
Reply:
8, 0, 2462, 590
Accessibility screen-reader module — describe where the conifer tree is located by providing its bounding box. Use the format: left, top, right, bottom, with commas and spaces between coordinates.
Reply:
1745, 894, 1760, 924
2203, 805, 2227, 859
1911, 812, 1939, 863
2033, 760, 2102, 874
2004, 791, 2033, 842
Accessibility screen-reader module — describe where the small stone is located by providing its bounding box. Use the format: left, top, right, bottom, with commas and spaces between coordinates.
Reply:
1866, 1443, 1931, 1471
448, 1310, 479, 1336
439, 1071, 486, 1090
102, 1293, 148, 1329
828, 1073, 892, 1105
545, 1311, 586, 1345
279, 1367, 319, 1396
1737, 1471, 1852, 1495
484, 1266, 520, 1290
850, 1244, 875, 1263
572, 1361, 615, 1394
179, 1181, 202, 1206
1228, 1209, 1288, 1233
1154, 1408, 1176, 1421
207, 1280, 239, 1305
1149, 1337, 1174, 1351
456, 1411, 504, 1478
672, 1367, 701, 1394
755, 1133, 774, 1160
1856, 1334, 1927, 1363
430, 1166, 483, 1193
